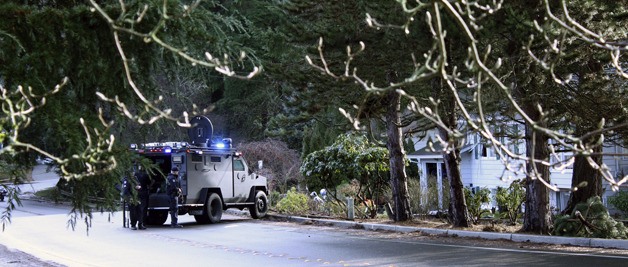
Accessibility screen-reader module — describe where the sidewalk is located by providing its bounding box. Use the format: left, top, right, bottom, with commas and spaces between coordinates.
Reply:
266, 214, 628, 250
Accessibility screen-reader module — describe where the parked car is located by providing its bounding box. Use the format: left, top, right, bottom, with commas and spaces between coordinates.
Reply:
36, 157, 54, 165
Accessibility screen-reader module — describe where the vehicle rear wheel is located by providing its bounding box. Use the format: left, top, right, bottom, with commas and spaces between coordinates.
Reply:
194, 193, 223, 224
249, 191, 268, 219
145, 211, 168, 225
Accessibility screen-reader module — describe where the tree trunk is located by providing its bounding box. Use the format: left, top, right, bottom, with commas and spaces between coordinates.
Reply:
522, 107, 552, 234
563, 146, 603, 214
386, 88, 412, 221
432, 75, 471, 227
440, 127, 471, 227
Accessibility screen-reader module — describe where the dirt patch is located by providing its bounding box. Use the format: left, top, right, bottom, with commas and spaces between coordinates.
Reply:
354, 216, 522, 233
265, 218, 628, 256
267, 213, 628, 256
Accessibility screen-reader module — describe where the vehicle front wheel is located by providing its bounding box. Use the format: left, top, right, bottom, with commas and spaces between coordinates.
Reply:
249, 191, 268, 219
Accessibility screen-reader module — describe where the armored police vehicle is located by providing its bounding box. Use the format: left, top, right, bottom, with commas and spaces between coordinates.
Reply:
132, 116, 269, 225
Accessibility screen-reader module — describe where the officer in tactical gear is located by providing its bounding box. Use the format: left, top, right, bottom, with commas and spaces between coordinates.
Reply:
167, 166, 183, 228
129, 167, 151, 230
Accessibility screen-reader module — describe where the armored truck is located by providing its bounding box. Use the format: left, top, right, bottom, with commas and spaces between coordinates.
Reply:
131, 116, 269, 225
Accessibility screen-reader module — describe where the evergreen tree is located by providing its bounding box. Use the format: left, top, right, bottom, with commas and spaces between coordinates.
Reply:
0, 0, 261, 229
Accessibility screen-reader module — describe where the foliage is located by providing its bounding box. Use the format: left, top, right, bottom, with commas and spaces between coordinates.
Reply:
33, 187, 64, 203
1, 0, 626, 233
275, 187, 309, 215
0, 155, 29, 231
300, 133, 389, 210
300, 118, 344, 159
302, 0, 627, 230
269, 191, 281, 208
495, 180, 526, 225
237, 139, 303, 193
608, 190, 628, 218
0, 0, 262, 231
322, 200, 349, 218
553, 197, 628, 239
464, 187, 492, 224
408, 176, 450, 215
216, 77, 282, 142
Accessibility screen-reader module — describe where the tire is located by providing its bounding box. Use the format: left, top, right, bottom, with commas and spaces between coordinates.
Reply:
145, 211, 168, 225
194, 193, 223, 224
249, 191, 268, 219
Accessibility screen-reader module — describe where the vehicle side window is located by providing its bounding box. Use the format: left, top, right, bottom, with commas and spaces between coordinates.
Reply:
204, 156, 222, 165
233, 160, 245, 172
191, 154, 202, 163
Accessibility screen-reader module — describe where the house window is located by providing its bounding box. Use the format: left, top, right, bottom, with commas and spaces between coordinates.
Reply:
563, 152, 574, 169
512, 142, 520, 154
481, 144, 495, 158
510, 124, 521, 154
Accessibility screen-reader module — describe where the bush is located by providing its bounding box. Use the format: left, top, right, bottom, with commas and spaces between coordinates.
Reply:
335, 180, 379, 218
464, 186, 491, 223
608, 190, 628, 218
495, 180, 525, 225
408, 175, 450, 215
275, 188, 309, 214
553, 196, 628, 239
269, 191, 281, 209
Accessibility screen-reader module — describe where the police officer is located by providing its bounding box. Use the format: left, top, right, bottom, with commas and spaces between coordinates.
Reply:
130, 167, 150, 230
167, 166, 183, 228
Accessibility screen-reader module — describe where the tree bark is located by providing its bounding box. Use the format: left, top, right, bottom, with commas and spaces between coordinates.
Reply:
522, 107, 552, 234
563, 146, 603, 215
386, 88, 412, 221
432, 75, 471, 227
440, 127, 471, 227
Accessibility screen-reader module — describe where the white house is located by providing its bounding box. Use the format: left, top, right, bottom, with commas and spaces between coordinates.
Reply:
407, 129, 627, 214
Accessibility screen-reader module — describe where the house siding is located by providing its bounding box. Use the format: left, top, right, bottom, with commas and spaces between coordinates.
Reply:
408, 130, 627, 212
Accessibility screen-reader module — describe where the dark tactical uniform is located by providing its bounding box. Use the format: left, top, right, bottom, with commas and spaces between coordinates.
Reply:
129, 170, 150, 230
166, 167, 182, 228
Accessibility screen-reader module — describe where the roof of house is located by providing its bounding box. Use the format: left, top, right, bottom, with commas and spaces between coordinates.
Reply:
408, 143, 476, 159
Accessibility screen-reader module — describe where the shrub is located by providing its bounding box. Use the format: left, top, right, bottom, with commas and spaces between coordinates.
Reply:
275, 188, 309, 214
334, 180, 378, 218
495, 180, 525, 225
408, 175, 450, 215
269, 191, 281, 209
553, 196, 628, 239
608, 190, 628, 218
238, 140, 303, 193
464, 186, 491, 223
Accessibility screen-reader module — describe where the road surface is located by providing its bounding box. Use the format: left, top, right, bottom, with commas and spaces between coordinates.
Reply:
1, 166, 627, 266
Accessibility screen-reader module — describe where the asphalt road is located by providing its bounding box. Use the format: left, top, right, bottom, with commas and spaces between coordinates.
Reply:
2, 166, 628, 266
3, 199, 628, 266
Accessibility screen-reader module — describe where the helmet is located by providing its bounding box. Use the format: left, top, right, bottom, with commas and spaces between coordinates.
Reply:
171, 167, 179, 172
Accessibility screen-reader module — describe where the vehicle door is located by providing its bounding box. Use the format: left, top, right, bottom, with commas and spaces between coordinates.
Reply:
232, 158, 249, 202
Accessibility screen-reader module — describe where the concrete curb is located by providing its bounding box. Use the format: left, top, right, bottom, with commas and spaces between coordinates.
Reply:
267, 214, 628, 250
